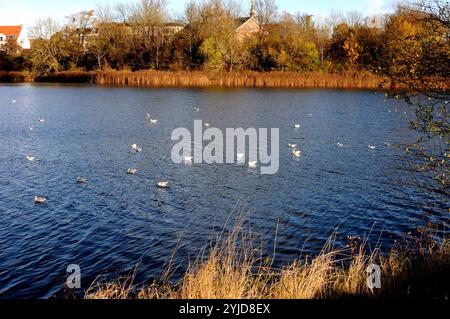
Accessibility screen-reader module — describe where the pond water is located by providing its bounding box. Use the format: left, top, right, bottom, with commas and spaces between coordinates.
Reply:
0, 84, 447, 298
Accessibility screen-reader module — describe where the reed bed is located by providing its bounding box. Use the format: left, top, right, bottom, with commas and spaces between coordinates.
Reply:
94, 70, 389, 89
85, 220, 450, 300
0, 71, 33, 83
3, 70, 448, 90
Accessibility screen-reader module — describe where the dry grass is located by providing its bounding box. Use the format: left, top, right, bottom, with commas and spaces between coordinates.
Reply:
3, 70, 448, 90
85, 219, 450, 300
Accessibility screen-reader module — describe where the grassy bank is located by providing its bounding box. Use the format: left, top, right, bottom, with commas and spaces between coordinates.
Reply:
85, 221, 449, 299
1, 70, 391, 89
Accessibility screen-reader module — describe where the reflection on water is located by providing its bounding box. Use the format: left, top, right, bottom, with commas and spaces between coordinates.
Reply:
0, 84, 447, 298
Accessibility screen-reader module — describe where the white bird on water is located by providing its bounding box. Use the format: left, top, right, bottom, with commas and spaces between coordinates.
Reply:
157, 181, 169, 188
292, 150, 302, 158
37, 117, 45, 123
368, 145, 376, 150
131, 144, 143, 153
248, 161, 258, 169
77, 177, 88, 184
35, 196, 48, 205
336, 142, 344, 148
26, 155, 36, 162
194, 107, 200, 112
127, 168, 138, 175
150, 119, 158, 124
28, 126, 34, 132
288, 144, 298, 149
12, 100, 16, 103
294, 124, 301, 129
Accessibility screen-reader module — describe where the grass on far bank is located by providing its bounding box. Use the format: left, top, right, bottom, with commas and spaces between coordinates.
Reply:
1, 70, 390, 89
85, 217, 449, 300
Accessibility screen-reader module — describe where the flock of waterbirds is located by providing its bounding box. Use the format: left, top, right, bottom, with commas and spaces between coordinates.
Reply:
17, 100, 386, 206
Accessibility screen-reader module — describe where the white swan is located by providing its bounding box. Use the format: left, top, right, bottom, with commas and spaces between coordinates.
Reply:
368, 145, 376, 150
294, 124, 301, 129
288, 144, 297, 149
127, 168, 138, 175
26, 155, 36, 162
157, 181, 169, 188
336, 142, 344, 148
35, 196, 48, 204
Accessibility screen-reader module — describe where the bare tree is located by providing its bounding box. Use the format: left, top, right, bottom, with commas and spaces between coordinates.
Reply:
254, 0, 278, 27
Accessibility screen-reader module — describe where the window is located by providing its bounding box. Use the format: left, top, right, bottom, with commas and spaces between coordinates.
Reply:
0, 36, 3, 41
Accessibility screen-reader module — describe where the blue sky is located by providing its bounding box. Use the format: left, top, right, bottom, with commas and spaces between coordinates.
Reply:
0, 0, 397, 27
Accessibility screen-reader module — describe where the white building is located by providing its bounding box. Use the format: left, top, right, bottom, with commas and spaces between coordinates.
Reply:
0, 25, 30, 51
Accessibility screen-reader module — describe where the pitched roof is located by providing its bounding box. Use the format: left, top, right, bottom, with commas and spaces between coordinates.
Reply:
0, 25, 22, 38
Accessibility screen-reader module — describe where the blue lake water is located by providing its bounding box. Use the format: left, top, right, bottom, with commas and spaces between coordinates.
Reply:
0, 84, 448, 298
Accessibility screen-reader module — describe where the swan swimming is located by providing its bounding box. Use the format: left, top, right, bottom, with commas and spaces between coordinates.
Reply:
294, 124, 301, 129
336, 143, 344, 148
26, 155, 36, 162
35, 196, 48, 205
127, 168, 138, 175
150, 119, 158, 124
157, 181, 169, 188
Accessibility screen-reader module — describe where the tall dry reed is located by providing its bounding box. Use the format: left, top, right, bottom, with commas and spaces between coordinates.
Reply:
85, 219, 449, 300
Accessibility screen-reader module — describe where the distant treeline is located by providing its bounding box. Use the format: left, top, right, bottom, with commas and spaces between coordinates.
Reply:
0, 0, 448, 84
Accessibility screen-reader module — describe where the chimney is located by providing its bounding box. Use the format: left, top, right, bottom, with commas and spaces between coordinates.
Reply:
250, 0, 255, 17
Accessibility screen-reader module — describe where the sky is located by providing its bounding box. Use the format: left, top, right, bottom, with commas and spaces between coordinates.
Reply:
0, 0, 397, 29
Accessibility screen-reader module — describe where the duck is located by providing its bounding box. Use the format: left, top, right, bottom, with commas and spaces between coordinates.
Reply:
35, 196, 48, 205
248, 161, 258, 169
26, 155, 36, 162
131, 144, 143, 153
127, 168, 138, 175
157, 181, 169, 188
77, 177, 88, 184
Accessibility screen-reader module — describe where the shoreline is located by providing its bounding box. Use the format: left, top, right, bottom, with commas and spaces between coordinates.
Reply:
1, 70, 393, 90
